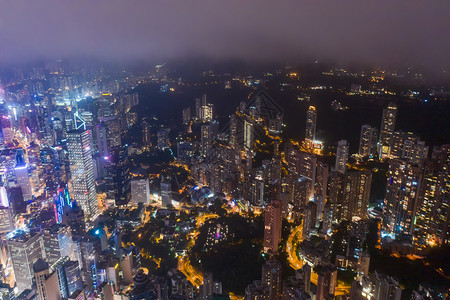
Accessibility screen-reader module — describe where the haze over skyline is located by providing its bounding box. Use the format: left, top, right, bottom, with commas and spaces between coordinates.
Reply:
1, 0, 449, 72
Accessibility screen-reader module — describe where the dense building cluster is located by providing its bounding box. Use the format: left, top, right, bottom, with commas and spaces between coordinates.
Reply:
0, 61, 446, 300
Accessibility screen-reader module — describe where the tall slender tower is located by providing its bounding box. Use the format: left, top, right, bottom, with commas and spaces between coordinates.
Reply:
383, 159, 422, 236
263, 201, 282, 254
359, 125, 378, 158
379, 102, 398, 158
15, 148, 33, 201
305, 106, 317, 141
67, 129, 98, 223
335, 140, 349, 174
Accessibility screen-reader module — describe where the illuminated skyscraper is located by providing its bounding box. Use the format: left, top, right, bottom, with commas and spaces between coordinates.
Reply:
182, 107, 191, 125
198, 94, 213, 123
379, 102, 398, 158
131, 179, 150, 204
67, 129, 98, 222
414, 145, 449, 246
329, 170, 372, 223
201, 121, 219, 155
0, 115, 13, 146
142, 120, 151, 148
315, 265, 337, 300
296, 151, 317, 200
15, 148, 33, 201
0, 206, 13, 233
262, 259, 282, 300
305, 106, 317, 141
335, 140, 349, 174
371, 271, 402, 300
157, 128, 170, 151
263, 201, 282, 254
160, 178, 172, 207
43, 224, 75, 266
344, 170, 372, 221
359, 125, 378, 158
383, 159, 422, 236
6, 229, 46, 294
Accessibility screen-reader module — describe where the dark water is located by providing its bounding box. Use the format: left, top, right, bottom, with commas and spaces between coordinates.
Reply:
135, 82, 450, 153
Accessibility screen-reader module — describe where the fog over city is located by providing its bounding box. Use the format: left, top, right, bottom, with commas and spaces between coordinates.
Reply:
1, 0, 449, 71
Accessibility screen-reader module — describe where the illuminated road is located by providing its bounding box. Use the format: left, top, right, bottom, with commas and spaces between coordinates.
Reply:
178, 255, 203, 287
286, 222, 350, 295
195, 213, 219, 227
178, 213, 219, 287
286, 222, 305, 270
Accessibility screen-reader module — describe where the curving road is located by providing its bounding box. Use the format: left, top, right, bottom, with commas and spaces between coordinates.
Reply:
286, 222, 350, 295
178, 213, 219, 287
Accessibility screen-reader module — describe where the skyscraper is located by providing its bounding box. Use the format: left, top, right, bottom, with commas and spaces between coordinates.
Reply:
414, 145, 449, 246
6, 229, 46, 294
371, 271, 402, 300
67, 129, 98, 223
160, 178, 172, 207
0, 206, 14, 233
131, 178, 150, 204
182, 107, 191, 125
379, 102, 398, 158
344, 170, 372, 221
15, 148, 33, 201
296, 151, 317, 201
42, 224, 75, 266
335, 140, 349, 174
359, 124, 378, 158
201, 121, 219, 155
263, 201, 282, 254
262, 259, 282, 300
157, 128, 170, 151
305, 106, 317, 141
328, 170, 372, 223
315, 265, 337, 300
383, 159, 422, 236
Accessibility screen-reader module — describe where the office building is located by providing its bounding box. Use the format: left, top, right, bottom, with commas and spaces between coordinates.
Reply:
0, 206, 13, 233
63, 260, 84, 297
15, 149, 33, 201
160, 178, 172, 207
131, 178, 150, 204
335, 140, 349, 174
6, 229, 45, 294
67, 129, 98, 222
34, 258, 63, 300
42, 224, 75, 266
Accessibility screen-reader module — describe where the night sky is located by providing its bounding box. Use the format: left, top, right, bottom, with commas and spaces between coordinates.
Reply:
0, 1, 449, 70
